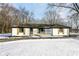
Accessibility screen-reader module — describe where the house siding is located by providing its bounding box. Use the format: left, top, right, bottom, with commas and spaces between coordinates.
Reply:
53, 28, 69, 37
33, 28, 39, 35
45, 29, 52, 35
24, 28, 30, 36
12, 27, 70, 37
12, 28, 18, 36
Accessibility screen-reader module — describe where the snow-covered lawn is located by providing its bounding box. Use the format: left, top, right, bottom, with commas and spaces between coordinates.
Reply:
0, 33, 11, 39
0, 38, 79, 56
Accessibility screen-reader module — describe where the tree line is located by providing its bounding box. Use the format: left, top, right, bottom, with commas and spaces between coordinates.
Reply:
0, 3, 79, 33
0, 3, 34, 33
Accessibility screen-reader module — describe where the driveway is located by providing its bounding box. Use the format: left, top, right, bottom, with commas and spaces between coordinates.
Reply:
0, 38, 79, 56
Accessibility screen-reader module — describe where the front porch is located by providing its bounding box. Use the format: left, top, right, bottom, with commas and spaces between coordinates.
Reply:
11, 24, 70, 37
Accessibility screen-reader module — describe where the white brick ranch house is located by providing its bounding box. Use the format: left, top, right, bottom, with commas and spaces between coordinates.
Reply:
11, 24, 71, 37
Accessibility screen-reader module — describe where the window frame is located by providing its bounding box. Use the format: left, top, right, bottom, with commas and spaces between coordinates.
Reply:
19, 28, 24, 32
39, 28, 45, 33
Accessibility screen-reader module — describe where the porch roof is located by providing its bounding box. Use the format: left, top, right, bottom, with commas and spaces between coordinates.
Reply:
11, 24, 71, 28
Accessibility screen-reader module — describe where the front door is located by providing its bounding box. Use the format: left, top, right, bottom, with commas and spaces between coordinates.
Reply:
30, 28, 33, 36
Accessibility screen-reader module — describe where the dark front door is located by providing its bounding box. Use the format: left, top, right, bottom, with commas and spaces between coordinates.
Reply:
30, 28, 33, 36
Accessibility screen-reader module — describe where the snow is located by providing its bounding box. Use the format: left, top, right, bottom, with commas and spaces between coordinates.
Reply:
0, 33, 11, 39
0, 33, 11, 37
0, 38, 79, 56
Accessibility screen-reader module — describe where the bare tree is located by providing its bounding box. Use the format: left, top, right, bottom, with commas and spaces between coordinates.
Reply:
0, 3, 35, 33
44, 9, 61, 25
0, 3, 15, 33
48, 3, 79, 13
48, 3, 79, 32
19, 7, 30, 25
28, 12, 34, 23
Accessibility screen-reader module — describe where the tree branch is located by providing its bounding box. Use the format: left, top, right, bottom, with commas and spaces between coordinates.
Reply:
48, 4, 79, 13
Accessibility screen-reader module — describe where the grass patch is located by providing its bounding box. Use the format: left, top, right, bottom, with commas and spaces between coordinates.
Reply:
0, 37, 25, 42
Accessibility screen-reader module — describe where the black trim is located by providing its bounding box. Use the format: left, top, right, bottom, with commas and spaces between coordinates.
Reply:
11, 24, 71, 28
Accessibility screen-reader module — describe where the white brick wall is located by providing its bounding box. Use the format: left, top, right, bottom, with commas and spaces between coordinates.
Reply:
33, 28, 38, 35
12, 28, 18, 36
12, 28, 69, 37
24, 28, 30, 36
53, 28, 69, 36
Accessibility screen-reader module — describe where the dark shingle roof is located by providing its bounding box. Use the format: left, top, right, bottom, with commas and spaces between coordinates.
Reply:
11, 24, 71, 28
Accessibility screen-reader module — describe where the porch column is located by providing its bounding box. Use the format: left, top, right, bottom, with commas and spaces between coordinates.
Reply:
33, 28, 38, 35
12, 28, 18, 36
24, 28, 30, 36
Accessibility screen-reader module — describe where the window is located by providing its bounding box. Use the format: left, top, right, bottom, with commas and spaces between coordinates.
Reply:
19, 28, 24, 32
58, 28, 64, 34
30, 28, 33, 34
39, 28, 44, 33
